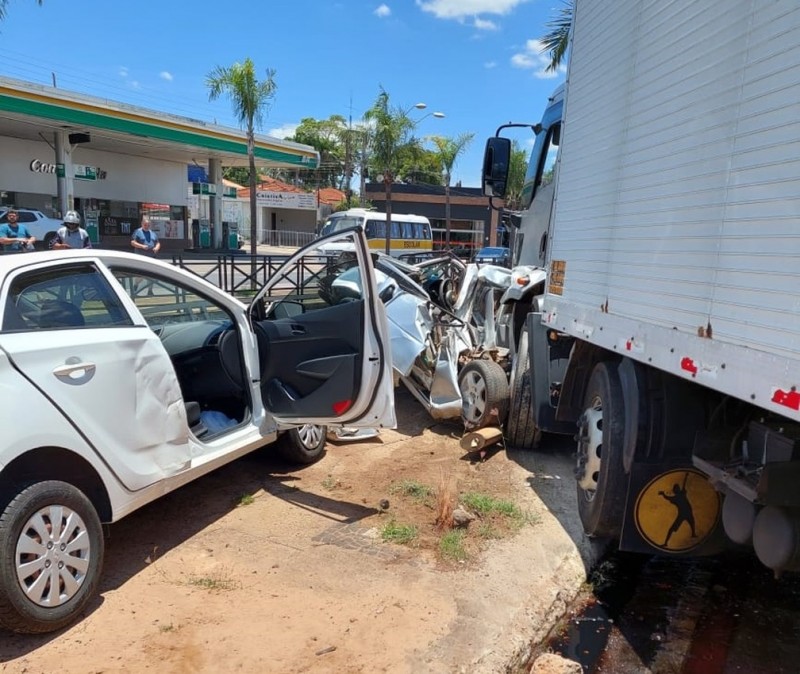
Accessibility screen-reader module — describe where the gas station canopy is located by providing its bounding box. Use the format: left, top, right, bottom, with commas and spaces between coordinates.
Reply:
0, 76, 319, 170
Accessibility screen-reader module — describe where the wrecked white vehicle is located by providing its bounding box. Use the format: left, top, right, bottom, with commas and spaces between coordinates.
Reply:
371, 254, 547, 430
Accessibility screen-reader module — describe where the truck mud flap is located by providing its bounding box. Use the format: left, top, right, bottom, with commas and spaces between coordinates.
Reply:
620, 462, 727, 557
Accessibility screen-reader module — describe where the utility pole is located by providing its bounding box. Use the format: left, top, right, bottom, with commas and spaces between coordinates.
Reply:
344, 110, 352, 206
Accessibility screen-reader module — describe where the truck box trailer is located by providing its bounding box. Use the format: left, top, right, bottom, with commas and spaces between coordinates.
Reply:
483, 0, 800, 573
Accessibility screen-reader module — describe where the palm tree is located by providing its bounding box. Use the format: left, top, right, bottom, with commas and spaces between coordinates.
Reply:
504, 141, 530, 211
207, 58, 277, 256
0, 0, 42, 21
429, 133, 474, 248
540, 0, 574, 73
364, 89, 415, 255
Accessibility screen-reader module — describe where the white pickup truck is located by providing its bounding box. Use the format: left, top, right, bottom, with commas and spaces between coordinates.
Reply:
0, 207, 63, 248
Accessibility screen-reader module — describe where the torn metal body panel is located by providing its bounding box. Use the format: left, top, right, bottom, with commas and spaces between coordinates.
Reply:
374, 253, 518, 421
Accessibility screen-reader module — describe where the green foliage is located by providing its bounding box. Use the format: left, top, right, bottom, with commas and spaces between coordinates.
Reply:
237, 493, 255, 507
461, 492, 522, 519
439, 530, 468, 561
504, 141, 530, 210
206, 58, 277, 255
390, 480, 435, 504
429, 133, 475, 185
286, 116, 348, 189
0, 0, 43, 21
397, 146, 442, 185
223, 166, 251, 187
363, 88, 416, 186
540, 0, 574, 73
380, 520, 418, 545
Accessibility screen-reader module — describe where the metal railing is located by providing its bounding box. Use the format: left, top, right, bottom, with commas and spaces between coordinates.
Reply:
169, 251, 331, 299
261, 230, 315, 248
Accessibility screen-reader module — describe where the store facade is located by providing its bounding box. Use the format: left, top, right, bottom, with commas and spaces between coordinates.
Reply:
0, 76, 319, 252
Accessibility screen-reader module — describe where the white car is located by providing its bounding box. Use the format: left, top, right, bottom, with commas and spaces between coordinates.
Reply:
0, 229, 395, 634
0, 207, 63, 247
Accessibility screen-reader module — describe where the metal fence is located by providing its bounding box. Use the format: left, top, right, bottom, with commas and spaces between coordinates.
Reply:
169, 251, 330, 299
261, 230, 315, 248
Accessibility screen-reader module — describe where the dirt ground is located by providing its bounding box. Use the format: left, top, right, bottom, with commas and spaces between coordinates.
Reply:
0, 388, 601, 674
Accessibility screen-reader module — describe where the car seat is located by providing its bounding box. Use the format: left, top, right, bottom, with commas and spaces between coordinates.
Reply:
38, 300, 85, 328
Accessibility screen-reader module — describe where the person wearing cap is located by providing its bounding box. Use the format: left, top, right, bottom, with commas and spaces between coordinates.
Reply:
50, 210, 92, 250
0, 208, 36, 252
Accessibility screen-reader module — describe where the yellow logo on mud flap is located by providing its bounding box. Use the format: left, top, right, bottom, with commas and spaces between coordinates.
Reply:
633, 469, 720, 553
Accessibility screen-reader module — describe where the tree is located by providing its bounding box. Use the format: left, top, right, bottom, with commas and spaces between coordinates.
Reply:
504, 141, 529, 211
364, 88, 416, 255
429, 133, 474, 247
540, 0, 574, 73
207, 58, 277, 256
0, 0, 42, 21
223, 166, 252, 187
396, 145, 442, 186
287, 115, 348, 190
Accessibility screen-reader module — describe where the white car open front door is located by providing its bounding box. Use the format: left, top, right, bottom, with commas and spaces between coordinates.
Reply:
249, 227, 396, 430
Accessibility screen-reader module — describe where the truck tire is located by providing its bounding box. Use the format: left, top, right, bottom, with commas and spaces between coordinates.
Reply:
506, 326, 542, 449
576, 361, 627, 538
277, 424, 327, 465
0, 481, 104, 634
459, 359, 510, 429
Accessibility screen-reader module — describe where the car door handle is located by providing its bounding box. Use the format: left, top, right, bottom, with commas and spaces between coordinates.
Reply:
53, 359, 97, 385
290, 324, 306, 335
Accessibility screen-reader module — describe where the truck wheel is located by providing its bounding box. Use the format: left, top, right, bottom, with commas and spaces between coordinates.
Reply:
506, 326, 542, 449
278, 424, 327, 465
576, 361, 627, 538
459, 359, 510, 429
0, 481, 104, 634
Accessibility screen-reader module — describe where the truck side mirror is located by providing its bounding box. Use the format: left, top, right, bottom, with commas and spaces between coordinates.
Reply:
482, 137, 511, 198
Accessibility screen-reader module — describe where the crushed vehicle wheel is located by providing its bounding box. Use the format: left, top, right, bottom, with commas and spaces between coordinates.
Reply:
576, 361, 627, 539
278, 424, 327, 465
506, 326, 542, 449
458, 360, 510, 429
0, 480, 104, 634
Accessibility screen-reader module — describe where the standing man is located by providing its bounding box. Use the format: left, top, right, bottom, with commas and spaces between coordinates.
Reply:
50, 210, 92, 249
0, 208, 36, 252
131, 217, 161, 256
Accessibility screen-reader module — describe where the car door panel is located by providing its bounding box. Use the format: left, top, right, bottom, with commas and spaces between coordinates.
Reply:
0, 262, 191, 492
249, 228, 396, 429
258, 298, 364, 418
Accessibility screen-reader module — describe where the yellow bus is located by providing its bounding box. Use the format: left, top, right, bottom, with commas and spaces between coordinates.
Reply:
320, 208, 433, 258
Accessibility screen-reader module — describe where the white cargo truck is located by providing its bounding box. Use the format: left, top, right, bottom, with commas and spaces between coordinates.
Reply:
483, 0, 800, 573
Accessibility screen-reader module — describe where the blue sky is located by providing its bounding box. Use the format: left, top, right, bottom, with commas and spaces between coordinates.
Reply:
0, 0, 566, 187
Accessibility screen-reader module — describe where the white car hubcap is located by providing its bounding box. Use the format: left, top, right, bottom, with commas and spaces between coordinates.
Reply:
297, 424, 323, 449
16, 505, 91, 607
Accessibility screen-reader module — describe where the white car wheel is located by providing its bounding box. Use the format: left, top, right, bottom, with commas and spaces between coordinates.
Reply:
0, 481, 104, 634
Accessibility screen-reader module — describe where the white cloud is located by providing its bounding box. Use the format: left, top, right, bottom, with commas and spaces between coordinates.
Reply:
484, 61, 497, 69
267, 122, 300, 140
473, 17, 497, 30
375, 4, 391, 18
118, 67, 128, 78
129, 80, 141, 90
160, 71, 174, 82
511, 38, 566, 79
416, 0, 527, 20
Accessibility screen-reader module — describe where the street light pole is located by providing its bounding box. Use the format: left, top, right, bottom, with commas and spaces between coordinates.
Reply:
380, 103, 444, 255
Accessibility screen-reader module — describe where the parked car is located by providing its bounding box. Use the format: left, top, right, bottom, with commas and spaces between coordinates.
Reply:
0, 229, 395, 634
473, 246, 511, 267
0, 207, 63, 248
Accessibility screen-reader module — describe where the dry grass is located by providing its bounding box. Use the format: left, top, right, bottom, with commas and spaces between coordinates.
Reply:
434, 471, 457, 531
